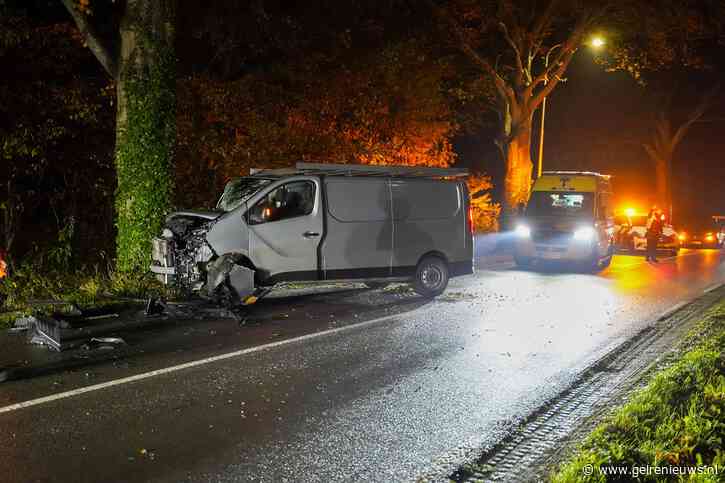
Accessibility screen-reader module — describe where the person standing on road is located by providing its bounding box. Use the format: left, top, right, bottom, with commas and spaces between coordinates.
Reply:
645, 208, 663, 262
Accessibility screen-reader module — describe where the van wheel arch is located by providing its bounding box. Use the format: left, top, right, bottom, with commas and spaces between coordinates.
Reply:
416, 251, 449, 267
210, 253, 261, 285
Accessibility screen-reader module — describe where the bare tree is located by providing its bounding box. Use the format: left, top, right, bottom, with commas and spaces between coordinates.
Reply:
643, 86, 718, 219
426, 0, 605, 216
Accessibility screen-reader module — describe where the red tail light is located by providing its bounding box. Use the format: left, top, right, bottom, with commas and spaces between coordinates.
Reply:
468, 207, 474, 234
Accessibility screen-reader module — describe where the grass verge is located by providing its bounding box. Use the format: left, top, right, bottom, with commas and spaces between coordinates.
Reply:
551, 299, 725, 482
0, 265, 168, 329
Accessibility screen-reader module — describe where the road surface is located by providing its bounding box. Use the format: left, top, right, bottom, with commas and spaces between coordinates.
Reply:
0, 247, 723, 482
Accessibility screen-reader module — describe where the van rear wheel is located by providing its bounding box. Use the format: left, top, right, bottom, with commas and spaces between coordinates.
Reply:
412, 256, 449, 298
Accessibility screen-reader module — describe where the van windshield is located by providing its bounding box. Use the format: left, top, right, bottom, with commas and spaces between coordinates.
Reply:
216, 177, 273, 212
527, 191, 593, 217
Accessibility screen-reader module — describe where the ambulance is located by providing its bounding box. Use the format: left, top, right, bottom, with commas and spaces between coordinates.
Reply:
513, 171, 615, 271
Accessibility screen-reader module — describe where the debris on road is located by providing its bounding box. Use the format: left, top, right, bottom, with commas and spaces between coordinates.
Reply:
8, 315, 38, 333
83, 337, 127, 351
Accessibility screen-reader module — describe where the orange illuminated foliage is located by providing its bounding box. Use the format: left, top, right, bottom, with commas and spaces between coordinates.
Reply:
0, 251, 6, 279
467, 174, 501, 232
176, 40, 460, 207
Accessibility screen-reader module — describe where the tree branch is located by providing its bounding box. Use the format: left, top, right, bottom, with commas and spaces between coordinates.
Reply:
529, 43, 577, 110
530, 0, 561, 41
60, 0, 119, 78
425, 0, 514, 103
671, 85, 718, 147
642, 143, 659, 162
528, 4, 608, 101
499, 21, 527, 86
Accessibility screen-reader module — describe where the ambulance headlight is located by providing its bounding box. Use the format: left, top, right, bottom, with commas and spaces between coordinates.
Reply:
515, 224, 531, 238
573, 226, 595, 241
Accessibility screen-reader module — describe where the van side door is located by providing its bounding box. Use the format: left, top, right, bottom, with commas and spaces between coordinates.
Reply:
321, 177, 393, 278
247, 178, 322, 282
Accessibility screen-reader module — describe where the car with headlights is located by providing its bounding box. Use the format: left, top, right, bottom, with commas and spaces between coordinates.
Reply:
679, 224, 722, 249
150, 163, 474, 304
613, 212, 680, 256
712, 216, 725, 246
513, 171, 615, 271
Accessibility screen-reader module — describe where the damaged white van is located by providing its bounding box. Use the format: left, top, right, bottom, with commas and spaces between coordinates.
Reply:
150, 163, 474, 304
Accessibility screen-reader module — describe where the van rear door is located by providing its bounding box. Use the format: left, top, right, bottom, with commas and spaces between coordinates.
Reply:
391, 179, 464, 274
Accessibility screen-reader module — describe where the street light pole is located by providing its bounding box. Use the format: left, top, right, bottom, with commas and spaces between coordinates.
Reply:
536, 44, 561, 179
536, 85, 548, 178
536, 37, 605, 179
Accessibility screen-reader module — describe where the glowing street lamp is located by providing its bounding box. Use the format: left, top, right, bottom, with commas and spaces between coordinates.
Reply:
590, 36, 605, 49
536, 35, 606, 179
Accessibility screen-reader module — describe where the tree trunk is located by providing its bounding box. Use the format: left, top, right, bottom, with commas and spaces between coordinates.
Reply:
499, 109, 534, 223
654, 154, 670, 210
114, 0, 176, 272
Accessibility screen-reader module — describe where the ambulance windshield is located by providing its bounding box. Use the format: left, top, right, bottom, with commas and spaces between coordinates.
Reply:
528, 192, 593, 217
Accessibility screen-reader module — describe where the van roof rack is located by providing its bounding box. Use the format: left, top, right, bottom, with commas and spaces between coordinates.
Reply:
250, 162, 469, 179
542, 170, 611, 179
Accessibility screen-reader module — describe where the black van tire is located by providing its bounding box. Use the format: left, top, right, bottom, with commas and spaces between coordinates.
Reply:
600, 244, 614, 268
601, 254, 612, 268
413, 256, 449, 298
581, 250, 602, 273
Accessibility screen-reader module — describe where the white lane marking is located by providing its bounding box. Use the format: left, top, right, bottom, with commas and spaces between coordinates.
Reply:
658, 301, 688, 321
704, 283, 723, 294
0, 310, 412, 415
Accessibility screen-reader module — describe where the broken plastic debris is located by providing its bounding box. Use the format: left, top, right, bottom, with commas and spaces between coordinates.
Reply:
9, 315, 38, 333
82, 337, 127, 351
145, 297, 165, 316
13, 316, 38, 330
90, 337, 126, 345
84, 313, 119, 321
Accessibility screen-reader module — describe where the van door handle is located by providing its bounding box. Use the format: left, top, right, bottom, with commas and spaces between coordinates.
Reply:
303, 231, 320, 238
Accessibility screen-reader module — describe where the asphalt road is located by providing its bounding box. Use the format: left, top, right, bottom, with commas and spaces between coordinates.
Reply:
0, 247, 723, 483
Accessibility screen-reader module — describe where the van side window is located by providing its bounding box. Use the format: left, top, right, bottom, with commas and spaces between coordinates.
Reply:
247, 181, 315, 225
326, 179, 391, 222
391, 180, 460, 220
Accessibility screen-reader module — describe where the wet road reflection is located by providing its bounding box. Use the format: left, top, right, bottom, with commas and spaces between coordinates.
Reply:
0, 249, 722, 483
